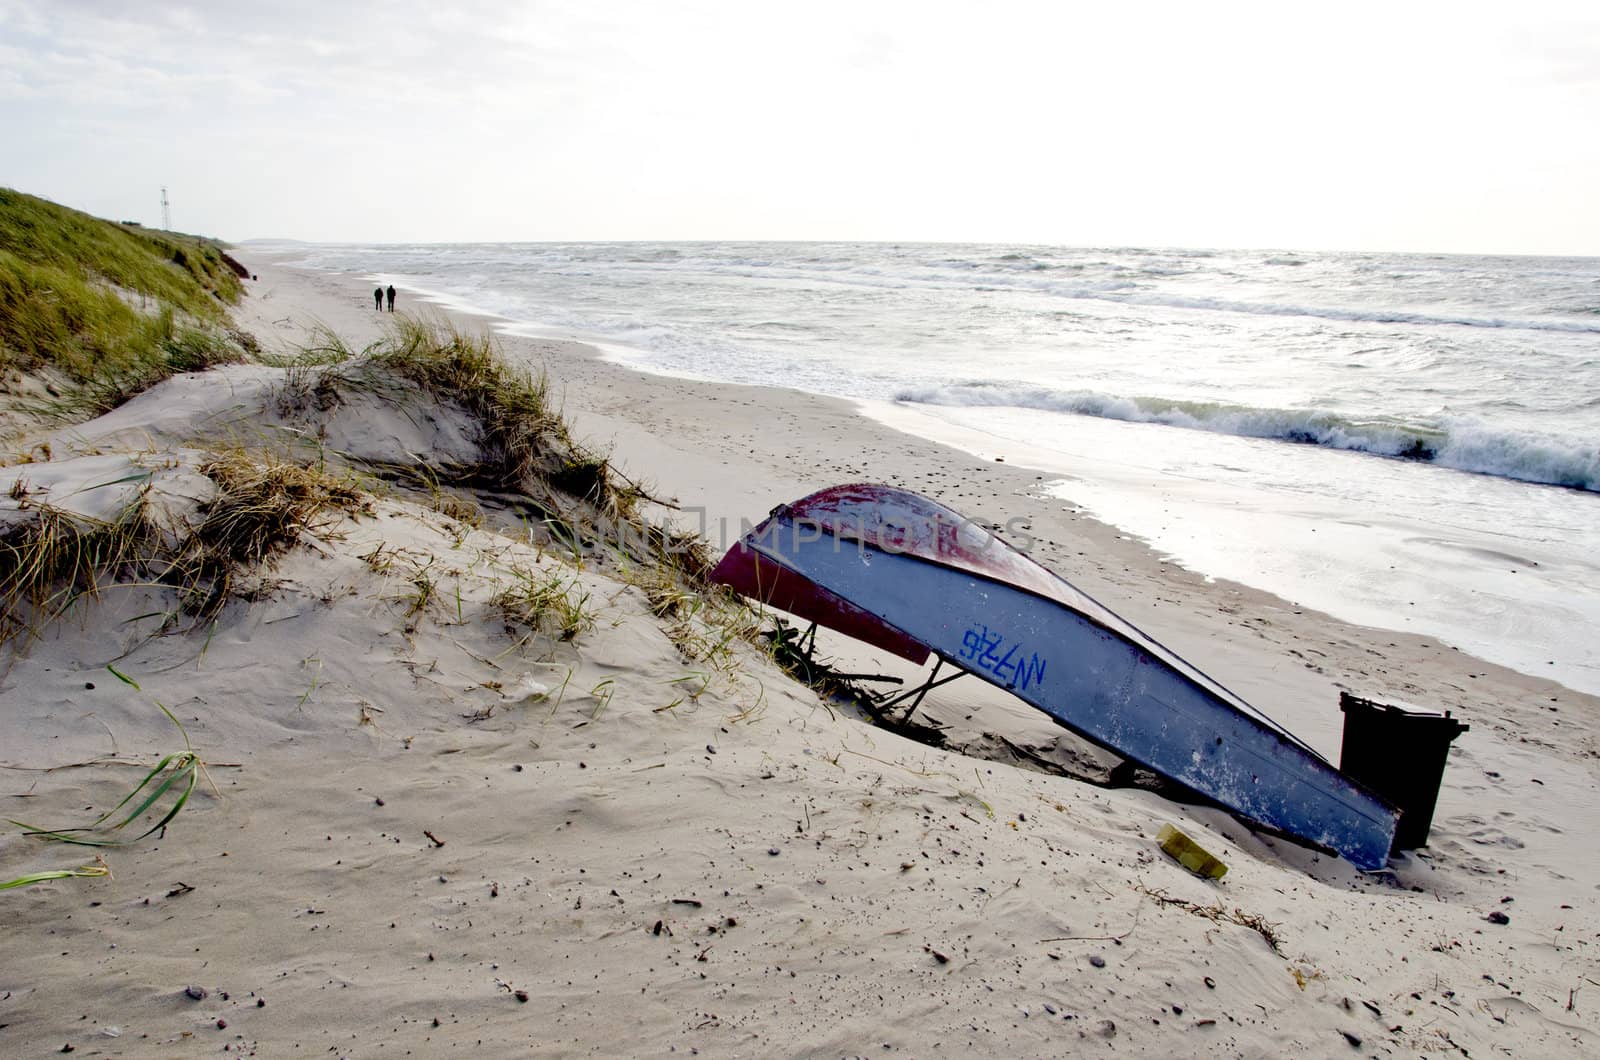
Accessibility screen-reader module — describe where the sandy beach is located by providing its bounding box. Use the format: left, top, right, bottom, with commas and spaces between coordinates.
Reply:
2, 253, 1597, 1057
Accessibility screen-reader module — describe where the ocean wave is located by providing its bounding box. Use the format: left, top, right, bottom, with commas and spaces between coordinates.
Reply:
894, 383, 1599, 491
1097, 290, 1600, 334
603, 258, 1600, 334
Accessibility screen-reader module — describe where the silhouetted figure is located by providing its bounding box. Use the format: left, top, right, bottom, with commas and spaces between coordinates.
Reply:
386, 285, 396, 312
374, 286, 383, 311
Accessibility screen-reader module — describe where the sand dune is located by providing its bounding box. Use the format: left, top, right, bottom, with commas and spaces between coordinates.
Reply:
1, 255, 1596, 1057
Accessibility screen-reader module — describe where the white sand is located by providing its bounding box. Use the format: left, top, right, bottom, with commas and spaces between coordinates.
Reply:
0, 255, 1596, 1057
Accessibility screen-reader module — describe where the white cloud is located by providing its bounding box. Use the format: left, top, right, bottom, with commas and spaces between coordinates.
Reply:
0, 0, 1596, 252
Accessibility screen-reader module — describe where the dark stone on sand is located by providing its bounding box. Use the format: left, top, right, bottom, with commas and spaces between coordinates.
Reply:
185, 985, 207, 1001
1089, 954, 1106, 968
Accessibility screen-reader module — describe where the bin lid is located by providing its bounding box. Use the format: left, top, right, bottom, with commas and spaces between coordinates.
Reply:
1340, 692, 1469, 734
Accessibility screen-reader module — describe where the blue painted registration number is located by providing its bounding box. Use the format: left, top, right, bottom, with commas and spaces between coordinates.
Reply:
959, 624, 1046, 691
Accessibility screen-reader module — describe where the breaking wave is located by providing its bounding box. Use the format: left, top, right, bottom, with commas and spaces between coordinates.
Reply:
894, 383, 1600, 492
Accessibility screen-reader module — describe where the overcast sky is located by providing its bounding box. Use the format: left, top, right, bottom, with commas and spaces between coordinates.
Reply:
2, 1, 1597, 253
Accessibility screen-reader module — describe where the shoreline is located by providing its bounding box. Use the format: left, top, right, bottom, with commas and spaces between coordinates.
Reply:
314, 248, 1599, 698
300, 251, 1590, 709
859, 399, 1600, 697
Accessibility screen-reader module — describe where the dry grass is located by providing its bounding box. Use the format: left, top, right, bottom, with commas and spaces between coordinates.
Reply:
428, 489, 484, 529
0, 490, 157, 649
1136, 883, 1285, 955
371, 317, 579, 491
173, 451, 370, 618
267, 317, 714, 585
343, 317, 722, 613
1, 451, 371, 653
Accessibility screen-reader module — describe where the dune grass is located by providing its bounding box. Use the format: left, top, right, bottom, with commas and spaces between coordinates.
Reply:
178, 451, 370, 617
0, 187, 247, 413
494, 564, 596, 643
0, 452, 370, 653
0, 488, 157, 649
296, 316, 716, 578
369, 317, 596, 493
4, 289, 738, 689
0, 858, 112, 891
11, 750, 202, 847
9, 666, 213, 849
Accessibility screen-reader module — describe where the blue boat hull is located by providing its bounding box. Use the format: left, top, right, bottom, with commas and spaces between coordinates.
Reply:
741, 517, 1399, 870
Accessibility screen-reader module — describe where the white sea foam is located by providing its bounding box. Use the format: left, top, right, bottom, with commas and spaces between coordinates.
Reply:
277, 239, 1600, 498
894, 383, 1599, 492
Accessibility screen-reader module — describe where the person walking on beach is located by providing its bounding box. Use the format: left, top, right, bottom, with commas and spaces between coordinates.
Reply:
374, 286, 383, 311
386, 284, 396, 312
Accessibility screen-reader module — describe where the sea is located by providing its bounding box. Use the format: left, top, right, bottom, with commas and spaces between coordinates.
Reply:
266, 241, 1600, 696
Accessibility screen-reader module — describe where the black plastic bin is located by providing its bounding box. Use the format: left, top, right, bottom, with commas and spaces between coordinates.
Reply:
1338, 692, 1469, 852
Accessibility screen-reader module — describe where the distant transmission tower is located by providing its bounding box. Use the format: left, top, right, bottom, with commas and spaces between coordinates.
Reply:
160, 187, 171, 230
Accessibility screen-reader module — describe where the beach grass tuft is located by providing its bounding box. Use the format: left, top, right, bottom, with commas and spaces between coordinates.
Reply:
270, 318, 714, 589
0, 489, 157, 650
340, 317, 727, 612
179, 451, 370, 617
366, 317, 651, 522
494, 564, 595, 643
2, 451, 370, 653
10, 666, 214, 848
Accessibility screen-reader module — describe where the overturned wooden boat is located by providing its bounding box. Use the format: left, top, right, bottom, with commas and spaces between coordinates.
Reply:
712, 484, 1400, 870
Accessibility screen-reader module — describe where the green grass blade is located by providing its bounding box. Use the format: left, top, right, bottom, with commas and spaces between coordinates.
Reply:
8, 822, 121, 846
1, 864, 112, 890
119, 610, 172, 626
105, 665, 192, 751
105, 756, 193, 832
72, 471, 154, 494
132, 768, 196, 840
106, 663, 142, 691
89, 752, 182, 827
